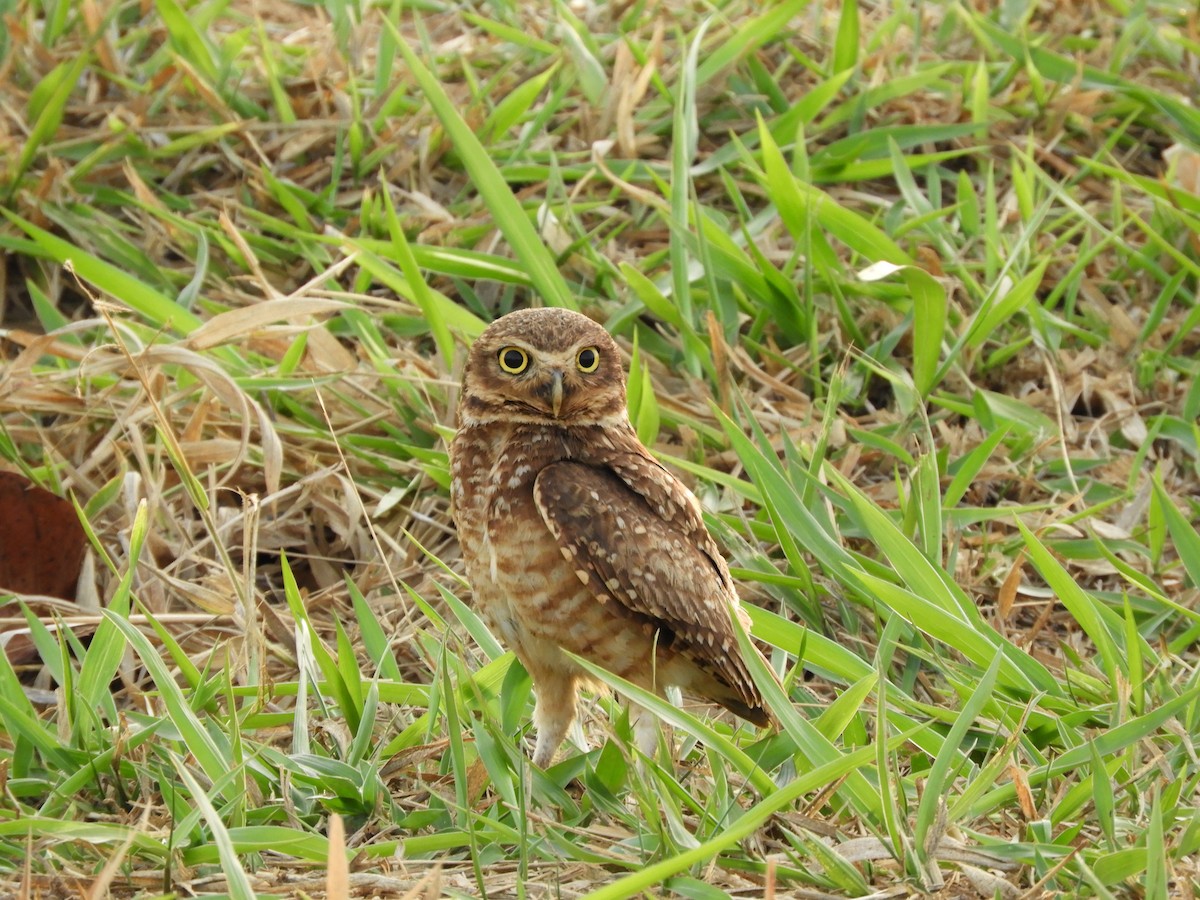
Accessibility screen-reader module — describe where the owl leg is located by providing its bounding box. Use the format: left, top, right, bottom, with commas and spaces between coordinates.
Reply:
531, 672, 578, 768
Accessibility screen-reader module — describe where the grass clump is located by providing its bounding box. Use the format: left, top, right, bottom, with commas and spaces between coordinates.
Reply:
1, 0, 1198, 897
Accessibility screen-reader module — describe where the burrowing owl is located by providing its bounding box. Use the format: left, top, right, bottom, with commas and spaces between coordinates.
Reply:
449, 307, 772, 768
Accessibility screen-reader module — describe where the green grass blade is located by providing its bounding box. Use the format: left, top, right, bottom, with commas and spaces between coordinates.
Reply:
759, 115, 912, 266
1153, 478, 1200, 588
832, 0, 859, 73
913, 652, 1001, 856
380, 182, 455, 365
668, 18, 711, 377
1017, 520, 1128, 684
8, 52, 91, 194
4, 211, 205, 334
104, 612, 231, 794
77, 500, 147, 719
171, 755, 256, 900
580, 725, 926, 900
695, 0, 812, 86
392, 20, 577, 312
859, 261, 947, 397
566, 654, 774, 795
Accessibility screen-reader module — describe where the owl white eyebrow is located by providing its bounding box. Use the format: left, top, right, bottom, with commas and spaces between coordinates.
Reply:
517, 347, 586, 367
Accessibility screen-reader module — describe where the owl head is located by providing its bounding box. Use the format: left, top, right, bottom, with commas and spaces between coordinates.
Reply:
458, 307, 626, 426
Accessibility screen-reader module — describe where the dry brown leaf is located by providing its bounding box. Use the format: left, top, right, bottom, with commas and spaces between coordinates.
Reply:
1095, 386, 1148, 446
305, 325, 359, 371
959, 863, 1021, 899
186, 299, 350, 351
1089, 520, 1131, 540
1057, 87, 1106, 118
613, 19, 662, 158
219, 210, 282, 300
998, 550, 1025, 621
180, 394, 218, 443
326, 814, 349, 898
1165, 142, 1200, 195
1009, 763, 1035, 819
0, 471, 86, 600
916, 245, 944, 277
1078, 278, 1139, 351
80, 343, 284, 495
609, 40, 635, 155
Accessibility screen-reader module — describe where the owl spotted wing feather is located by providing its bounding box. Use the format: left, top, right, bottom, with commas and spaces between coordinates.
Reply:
533, 459, 769, 724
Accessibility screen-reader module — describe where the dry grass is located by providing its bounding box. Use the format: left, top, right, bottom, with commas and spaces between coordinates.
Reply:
1, 0, 1199, 897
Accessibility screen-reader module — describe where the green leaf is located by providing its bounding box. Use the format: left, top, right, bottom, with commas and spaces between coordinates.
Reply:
485, 62, 559, 141
171, 756, 257, 900
858, 260, 947, 396
1089, 740, 1117, 849
668, 19, 711, 377
759, 115, 912, 266
580, 723, 927, 900
280, 553, 360, 733
620, 263, 683, 328
380, 183, 456, 365
555, 1, 606, 105
3, 211, 205, 335
344, 238, 487, 340
964, 260, 1049, 350
1018, 520, 1129, 683
627, 334, 660, 447
944, 425, 1010, 508
391, 19, 577, 312
812, 672, 877, 742
732, 606, 884, 825
914, 653, 1000, 857
78, 500, 147, 719
696, 0, 813, 86
1153, 478, 1200, 588
832, 0, 859, 73
9, 52, 91, 193
105, 612, 232, 796
156, 0, 220, 83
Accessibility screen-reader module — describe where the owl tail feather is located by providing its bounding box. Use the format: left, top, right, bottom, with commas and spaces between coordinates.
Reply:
705, 642, 779, 729
715, 694, 772, 728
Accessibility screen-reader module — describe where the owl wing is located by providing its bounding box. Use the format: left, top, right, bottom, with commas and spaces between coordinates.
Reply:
533, 457, 768, 723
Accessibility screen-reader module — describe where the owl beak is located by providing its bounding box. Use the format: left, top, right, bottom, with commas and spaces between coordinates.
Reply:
550, 369, 564, 417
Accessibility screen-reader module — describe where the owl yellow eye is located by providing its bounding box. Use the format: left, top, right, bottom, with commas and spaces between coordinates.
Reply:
498, 347, 529, 374
576, 346, 600, 373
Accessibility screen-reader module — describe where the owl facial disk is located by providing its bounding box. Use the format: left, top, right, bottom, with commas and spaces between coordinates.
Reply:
461, 308, 626, 426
